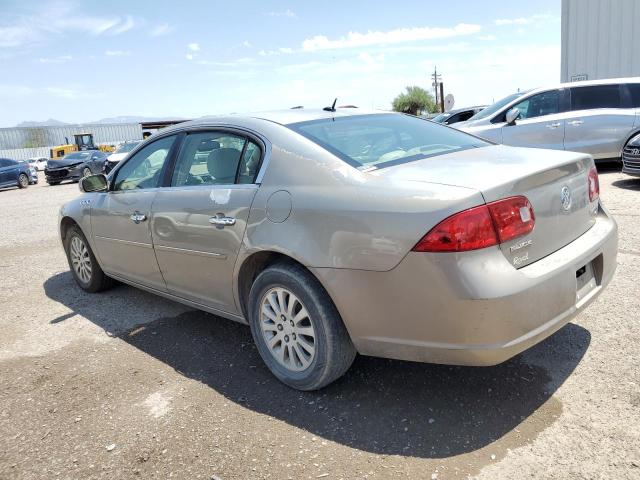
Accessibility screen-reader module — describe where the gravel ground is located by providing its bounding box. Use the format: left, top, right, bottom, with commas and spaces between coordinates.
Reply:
0, 167, 638, 479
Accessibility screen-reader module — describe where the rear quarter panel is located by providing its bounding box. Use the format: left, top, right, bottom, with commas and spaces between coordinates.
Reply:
240, 123, 485, 272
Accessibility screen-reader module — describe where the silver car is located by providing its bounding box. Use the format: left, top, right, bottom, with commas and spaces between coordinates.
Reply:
457, 78, 640, 163
59, 109, 617, 390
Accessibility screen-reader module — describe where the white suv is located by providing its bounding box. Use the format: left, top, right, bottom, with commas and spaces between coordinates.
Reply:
457, 78, 640, 163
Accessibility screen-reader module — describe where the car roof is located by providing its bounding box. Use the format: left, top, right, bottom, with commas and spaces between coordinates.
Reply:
524, 77, 640, 96
171, 108, 389, 131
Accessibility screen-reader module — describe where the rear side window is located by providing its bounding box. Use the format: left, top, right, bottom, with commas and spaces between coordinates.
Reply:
627, 84, 640, 107
289, 114, 488, 170
571, 85, 621, 110
170, 131, 262, 187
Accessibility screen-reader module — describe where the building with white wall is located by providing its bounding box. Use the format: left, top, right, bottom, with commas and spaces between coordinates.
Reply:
561, 0, 640, 82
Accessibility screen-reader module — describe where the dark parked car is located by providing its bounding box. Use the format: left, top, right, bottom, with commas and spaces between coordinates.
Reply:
45, 150, 108, 185
18, 159, 39, 184
432, 106, 487, 125
0, 157, 37, 189
622, 133, 640, 177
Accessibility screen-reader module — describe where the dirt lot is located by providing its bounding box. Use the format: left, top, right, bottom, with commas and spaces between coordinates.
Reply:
1, 167, 639, 479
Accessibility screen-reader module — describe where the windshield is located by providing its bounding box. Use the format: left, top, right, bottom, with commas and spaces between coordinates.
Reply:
115, 141, 141, 154
289, 113, 488, 170
432, 113, 451, 123
468, 91, 528, 121
64, 152, 92, 160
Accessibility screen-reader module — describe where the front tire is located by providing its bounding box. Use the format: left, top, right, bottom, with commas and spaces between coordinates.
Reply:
64, 226, 114, 293
17, 173, 29, 188
248, 262, 356, 391
82, 167, 92, 178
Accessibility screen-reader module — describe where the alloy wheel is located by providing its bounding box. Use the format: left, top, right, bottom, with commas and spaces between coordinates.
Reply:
259, 287, 316, 372
69, 236, 92, 284
19, 174, 28, 187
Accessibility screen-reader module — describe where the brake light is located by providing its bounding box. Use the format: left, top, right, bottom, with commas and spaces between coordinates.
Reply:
588, 166, 599, 202
413, 196, 535, 253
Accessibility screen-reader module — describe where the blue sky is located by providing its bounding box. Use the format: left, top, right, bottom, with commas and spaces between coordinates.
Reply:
0, 0, 560, 127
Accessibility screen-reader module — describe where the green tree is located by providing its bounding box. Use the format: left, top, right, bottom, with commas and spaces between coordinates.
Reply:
391, 86, 437, 116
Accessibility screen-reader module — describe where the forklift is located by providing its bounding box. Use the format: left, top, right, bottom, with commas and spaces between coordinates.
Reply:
49, 133, 114, 159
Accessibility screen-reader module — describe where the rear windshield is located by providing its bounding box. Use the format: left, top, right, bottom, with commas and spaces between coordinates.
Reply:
288, 114, 488, 170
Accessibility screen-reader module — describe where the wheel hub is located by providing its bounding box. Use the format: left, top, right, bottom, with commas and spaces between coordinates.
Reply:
69, 236, 92, 284
259, 287, 316, 372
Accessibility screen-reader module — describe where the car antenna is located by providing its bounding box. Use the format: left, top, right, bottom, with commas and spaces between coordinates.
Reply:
323, 98, 337, 112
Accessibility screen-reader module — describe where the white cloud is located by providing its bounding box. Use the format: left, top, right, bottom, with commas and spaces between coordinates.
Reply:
278, 47, 293, 54
105, 50, 131, 56
150, 23, 173, 36
266, 9, 296, 18
302, 23, 482, 51
242, 40, 251, 47
494, 14, 558, 26
0, 5, 139, 48
45, 87, 79, 99
186, 53, 194, 60
39, 55, 73, 64
478, 34, 497, 41
188, 42, 200, 51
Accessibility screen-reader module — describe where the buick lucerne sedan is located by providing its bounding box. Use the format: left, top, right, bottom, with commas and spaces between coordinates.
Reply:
59, 109, 618, 390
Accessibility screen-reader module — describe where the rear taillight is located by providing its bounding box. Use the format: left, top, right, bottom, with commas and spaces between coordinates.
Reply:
413, 196, 535, 253
588, 166, 599, 202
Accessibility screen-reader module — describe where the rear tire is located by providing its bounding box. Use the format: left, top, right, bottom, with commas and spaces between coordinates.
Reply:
248, 262, 356, 391
17, 173, 28, 188
64, 226, 114, 293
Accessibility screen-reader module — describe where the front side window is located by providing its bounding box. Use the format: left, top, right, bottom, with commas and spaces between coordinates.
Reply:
571, 85, 621, 110
171, 131, 261, 187
289, 114, 488, 170
112, 135, 176, 191
512, 90, 560, 120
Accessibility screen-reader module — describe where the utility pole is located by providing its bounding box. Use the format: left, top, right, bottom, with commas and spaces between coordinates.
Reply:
431, 67, 443, 113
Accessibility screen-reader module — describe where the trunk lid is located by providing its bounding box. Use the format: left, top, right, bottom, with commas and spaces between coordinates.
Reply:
373, 145, 598, 268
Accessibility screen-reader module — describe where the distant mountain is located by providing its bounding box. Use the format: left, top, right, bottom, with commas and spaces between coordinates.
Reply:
91, 116, 187, 124
14, 116, 187, 128
15, 118, 69, 127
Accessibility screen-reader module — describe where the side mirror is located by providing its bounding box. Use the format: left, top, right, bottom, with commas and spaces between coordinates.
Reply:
505, 108, 520, 125
79, 173, 108, 193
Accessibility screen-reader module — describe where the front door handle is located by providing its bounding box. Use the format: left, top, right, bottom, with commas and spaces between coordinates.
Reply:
546, 122, 562, 129
568, 120, 583, 126
209, 216, 236, 226
130, 211, 147, 224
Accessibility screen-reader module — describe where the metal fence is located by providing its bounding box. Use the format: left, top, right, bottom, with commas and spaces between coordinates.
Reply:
0, 123, 143, 157
0, 147, 51, 161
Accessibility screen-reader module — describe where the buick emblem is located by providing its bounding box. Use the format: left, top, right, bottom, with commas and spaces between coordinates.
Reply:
560, 186, 572, 212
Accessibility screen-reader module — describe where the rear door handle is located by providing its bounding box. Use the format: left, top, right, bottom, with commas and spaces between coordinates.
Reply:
546, 122, 562, 129
568, 120, 583, 126
209, 216, 236, 226
130, 211, 147, 224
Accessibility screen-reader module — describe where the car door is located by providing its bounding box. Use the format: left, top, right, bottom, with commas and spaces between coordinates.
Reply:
150, 130, 263, 313
91, 134, 179, 290
563, 84, 635, 159
501, 89, 566, 150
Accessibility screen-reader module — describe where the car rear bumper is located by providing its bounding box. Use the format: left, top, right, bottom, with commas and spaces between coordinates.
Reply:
312, 205, 618, 366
